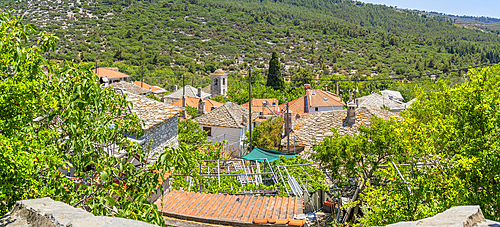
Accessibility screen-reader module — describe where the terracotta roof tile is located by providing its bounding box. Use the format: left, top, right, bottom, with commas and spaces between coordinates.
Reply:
279, 96, 305, 114
241, 99, 281, 115
306, 89, 345, 108
133, 81, 166, 93
156, 190, 303, 225
93, 67, 130, 79
171, 97, 223, 113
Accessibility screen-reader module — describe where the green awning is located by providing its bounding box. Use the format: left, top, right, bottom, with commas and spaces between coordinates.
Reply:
240, 147, 297, 162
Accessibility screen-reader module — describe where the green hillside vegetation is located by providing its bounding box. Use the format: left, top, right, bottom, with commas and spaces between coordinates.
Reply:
3, 0, 500, 100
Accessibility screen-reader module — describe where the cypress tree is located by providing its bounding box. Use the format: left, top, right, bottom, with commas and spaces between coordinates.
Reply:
266, 51, 284, 90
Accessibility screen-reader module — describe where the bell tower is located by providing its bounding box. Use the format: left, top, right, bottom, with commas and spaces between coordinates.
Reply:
210, 69, 227, 97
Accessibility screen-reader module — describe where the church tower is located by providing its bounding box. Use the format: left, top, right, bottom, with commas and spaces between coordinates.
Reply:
210, 69, 227, 97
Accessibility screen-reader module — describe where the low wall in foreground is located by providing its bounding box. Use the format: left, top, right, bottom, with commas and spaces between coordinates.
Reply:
385, 206, 500, 227
0, 197, 158, 227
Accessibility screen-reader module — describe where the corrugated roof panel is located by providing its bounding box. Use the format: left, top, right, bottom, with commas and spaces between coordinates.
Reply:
156, 190, 303, 225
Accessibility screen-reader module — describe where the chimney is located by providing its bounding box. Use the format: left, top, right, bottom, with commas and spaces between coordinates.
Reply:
345, 103, 356, 126
304, 84, 311, 91
197, 87, 202, 97
285, 110, 293, 136
174, 85, 178, 91
198, 99, 206, 116
242, 114, 248, 124
335, 83, 339, 96
304, 92, 309, 113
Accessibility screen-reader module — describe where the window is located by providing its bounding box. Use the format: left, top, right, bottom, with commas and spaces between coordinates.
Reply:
223, 78, 226, 85
315, 107, 319, 111
203, 127, 212, 136
214, 78, 218, 86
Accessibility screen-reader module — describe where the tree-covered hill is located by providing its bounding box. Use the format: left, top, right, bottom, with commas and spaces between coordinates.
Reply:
2, 0, 499, 91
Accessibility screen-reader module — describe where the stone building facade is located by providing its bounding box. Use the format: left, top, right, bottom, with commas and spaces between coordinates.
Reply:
125, 92, 182, 162
140, 115, 178, 154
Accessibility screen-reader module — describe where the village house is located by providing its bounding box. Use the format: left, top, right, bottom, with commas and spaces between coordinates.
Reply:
380, 89, 405, 102
241, 98, 281, 119
163, 85, 211, 104
93, 67, 129, 83
194, 102, 259, 152
281, 105, 398, 154
133, 81, 167, 95
278, 86, 346, 119
110, 81, 150, 95
356, 92, 408, 113
170, 96, 223, 116
123, 92, 182, 162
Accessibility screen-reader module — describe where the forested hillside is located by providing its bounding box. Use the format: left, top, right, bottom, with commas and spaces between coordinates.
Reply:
3, 0, 500, 96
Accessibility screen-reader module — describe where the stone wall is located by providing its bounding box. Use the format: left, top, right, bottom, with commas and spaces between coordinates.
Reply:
142, 115, 178, 155
0, 198, 158, 227
385, 206, 500, 227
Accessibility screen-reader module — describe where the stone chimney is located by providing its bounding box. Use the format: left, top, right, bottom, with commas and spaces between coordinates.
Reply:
197, 87, 202, 97
335, 83, 339, 96
345, 103, 356, 126
198, 99, 206, 116
242, 114, 248, 125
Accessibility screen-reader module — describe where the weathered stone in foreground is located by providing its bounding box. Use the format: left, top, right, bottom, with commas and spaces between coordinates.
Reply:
385, 206, 500, 227
0, 197, 158, 227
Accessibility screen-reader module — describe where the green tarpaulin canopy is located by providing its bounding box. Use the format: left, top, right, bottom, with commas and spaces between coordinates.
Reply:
240, 147, 296, 162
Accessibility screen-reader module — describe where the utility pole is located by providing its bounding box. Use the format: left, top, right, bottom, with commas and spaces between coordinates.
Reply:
182, 74, 186, 107
141, 64, 144, 88
248, 68, 252, 152
286, 100, 290, 152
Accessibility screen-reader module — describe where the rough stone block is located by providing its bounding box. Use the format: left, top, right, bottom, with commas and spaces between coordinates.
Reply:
385, 206, 500, 227
0, 198, 158, 227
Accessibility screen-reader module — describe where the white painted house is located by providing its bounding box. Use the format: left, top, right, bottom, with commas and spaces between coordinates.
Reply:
194, 102, 258, 152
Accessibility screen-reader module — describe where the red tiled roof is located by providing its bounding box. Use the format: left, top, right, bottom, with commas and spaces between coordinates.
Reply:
278, 90, 345, 115
306, 89, 345, 107
279, 96, 306, 114
171, 97, 223, 113
156, 190, 303, 225
92, 67, 130, 79
133, 81, 165, 92
241, 99, 281, 115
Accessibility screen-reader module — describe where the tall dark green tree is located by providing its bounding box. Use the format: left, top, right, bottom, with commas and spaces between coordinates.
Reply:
266, 51, 284, 90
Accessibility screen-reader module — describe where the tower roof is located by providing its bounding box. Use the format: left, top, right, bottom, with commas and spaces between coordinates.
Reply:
211, 69, 226, 76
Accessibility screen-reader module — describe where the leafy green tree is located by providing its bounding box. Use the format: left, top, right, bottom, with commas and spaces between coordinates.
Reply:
0, 12, 175, 226
314, 63, 500, 225
244, 117, 284, 151
266, 51, 284, 90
